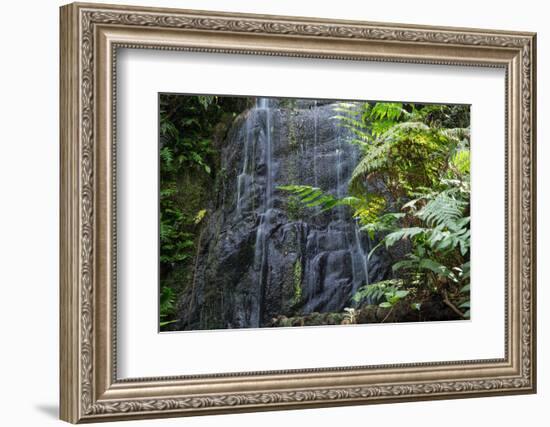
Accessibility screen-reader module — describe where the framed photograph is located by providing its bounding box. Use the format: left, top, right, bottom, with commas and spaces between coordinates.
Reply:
60, 2, 537, 423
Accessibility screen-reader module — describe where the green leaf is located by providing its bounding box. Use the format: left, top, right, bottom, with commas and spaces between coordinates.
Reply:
160, 320, 178, 327
411, 303, 422, 311
194, 209, 207, 224
418, 258, 454, 280
384, 227, 426, 248
395, 290, 410, 299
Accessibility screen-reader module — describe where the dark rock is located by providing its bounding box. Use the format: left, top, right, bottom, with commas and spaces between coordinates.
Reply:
176, 98, 393, 330
267, 295, 462, 328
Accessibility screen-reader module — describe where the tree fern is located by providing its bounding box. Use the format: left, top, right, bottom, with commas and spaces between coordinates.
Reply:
348, 122, 434, 195
382, 191, 470, 256
280, 101, 471, 319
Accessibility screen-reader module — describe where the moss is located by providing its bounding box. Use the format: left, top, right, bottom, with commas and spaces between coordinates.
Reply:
280, 316, 293, 327
292, 258, 303, 305
291, 317, 305, 327
355, 305, 378, 323
269, 292, 463, 328
325, 312, 344, 325
201, 285, 225, 330
281, 111, 309, 221
303, 312, 324, 326
287, 109, 298, 148
286, 196, 307, 221
279, 98, 298, 110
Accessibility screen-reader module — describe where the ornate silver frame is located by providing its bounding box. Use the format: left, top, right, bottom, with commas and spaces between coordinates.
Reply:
60, 2, 537, 423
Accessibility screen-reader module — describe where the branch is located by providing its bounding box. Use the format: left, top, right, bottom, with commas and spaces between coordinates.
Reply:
442, 290, 465, 318
381, 306, 394, 323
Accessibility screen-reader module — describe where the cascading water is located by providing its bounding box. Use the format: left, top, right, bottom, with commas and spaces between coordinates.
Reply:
313, 100, 319, 187
177, 98, 389, 330
252, 97, 274, 327
353, 219, 370, 289
260, 98, 274, 208
336, 117, 370, 294
235, 113, 252, 217
335, 127, 345, 221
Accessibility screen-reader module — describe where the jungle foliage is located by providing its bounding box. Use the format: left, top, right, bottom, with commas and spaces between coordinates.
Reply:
159, 94, 247, 328
280, 101, 471, 319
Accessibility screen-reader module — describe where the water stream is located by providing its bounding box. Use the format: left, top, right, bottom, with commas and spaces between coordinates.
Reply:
252, 97, 274, 326
179, 98, 388, 329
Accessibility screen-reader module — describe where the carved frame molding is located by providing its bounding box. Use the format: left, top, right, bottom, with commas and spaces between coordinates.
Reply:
60, 2, 536, 423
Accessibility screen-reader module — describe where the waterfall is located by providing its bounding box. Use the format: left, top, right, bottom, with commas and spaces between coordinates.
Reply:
345, 104, 370, 292
252, 97, 274, 326
236, 113, 251, 216
353, 219, 370, 291
336, 148, 342, 196
262, 99, 274, 208
180, 97, 390, 330
313, 100, 319, 186
335, 130, 345, 222
253, 214, 269, 326
333, 116, 369, 293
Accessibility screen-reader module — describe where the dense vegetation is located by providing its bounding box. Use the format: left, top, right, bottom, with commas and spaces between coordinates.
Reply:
280, 102, 471, 321
159, 94, 247, 328
160, 95, 470, 330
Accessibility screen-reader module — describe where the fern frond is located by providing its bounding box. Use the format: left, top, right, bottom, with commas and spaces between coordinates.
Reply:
277, 185, 360, 212
332, 115, 368, 130
160, 286, 176, 318
348, 143, 390, 194
348, 122, 431, 194
384, 227, 427, 248
450, 149, 470, 176
160, 146, 174, 164
370, 103, 405, 121
417, 192, 466, 228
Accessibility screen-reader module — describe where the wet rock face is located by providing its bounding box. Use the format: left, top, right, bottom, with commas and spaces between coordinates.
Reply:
176, 98, 392, 330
